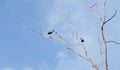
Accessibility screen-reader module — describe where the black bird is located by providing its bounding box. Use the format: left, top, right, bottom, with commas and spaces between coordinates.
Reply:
80, 38, 84, 42
48, 29, 55, 35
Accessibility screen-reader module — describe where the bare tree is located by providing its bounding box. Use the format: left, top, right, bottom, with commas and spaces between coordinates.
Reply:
29, 0, 119, 70
88, 0, 118, 70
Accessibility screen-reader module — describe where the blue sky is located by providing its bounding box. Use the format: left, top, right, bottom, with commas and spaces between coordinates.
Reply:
0, 0, 120, 70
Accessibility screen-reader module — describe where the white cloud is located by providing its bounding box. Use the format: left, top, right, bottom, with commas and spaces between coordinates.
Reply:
39, 61, 51, 70
21, 67, 33, 70
54, 52, 81, 70
2, 67, 34, 70
45, 0, 88, 28
2, 68, 14, 70
56, 52, 68, 60
39, 51, 95, 70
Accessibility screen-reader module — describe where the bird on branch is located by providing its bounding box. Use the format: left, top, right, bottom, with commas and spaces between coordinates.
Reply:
48, 29, 55, 35
80, 38, 84, 42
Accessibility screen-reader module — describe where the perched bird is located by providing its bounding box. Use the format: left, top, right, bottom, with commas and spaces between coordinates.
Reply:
80, 38, 84, 42
48, 29, 55, 35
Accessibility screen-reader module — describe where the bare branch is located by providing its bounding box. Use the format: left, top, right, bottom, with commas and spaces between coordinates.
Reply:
101, 29, 108, 70
49, 33, 86, 58
98, 38, 103, 55
101, 1, 109, 69
67, 12, 88, 57
104, 0, 107, 7
106, 40, 120, 44
89, 3, 97, 8
103, 0, 107, 17
19, 24, 44, 36
88, 0, 102, 20
104, 10, 117, 24
68, 46, 99, 70
32, 18, 47, 32
78, 40, 88, 56
67, 12, 78, 37
51, 33, 99, 70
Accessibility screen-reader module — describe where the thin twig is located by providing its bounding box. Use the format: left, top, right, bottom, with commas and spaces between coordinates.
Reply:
20, 25, 43, 36
32, 18, 47, 32
98, 38, 103, 55
104, 0, 107, 7
78, 41, 88, 56
88, 0, 102, 20
106, 40, 120, 44
90, 3, 97, 8
67, 12, 88, 56
103, 0, 107, 17
104, 10, 117, 24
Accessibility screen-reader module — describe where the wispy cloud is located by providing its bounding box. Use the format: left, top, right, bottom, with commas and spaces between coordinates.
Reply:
53, 52, 83, 70
39, 51, 94, 70
2, 68, 14, 70
45, 0, 88, 28
21, 67, 33, 70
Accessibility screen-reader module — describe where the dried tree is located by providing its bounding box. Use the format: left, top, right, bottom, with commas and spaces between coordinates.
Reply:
29, 0, 119, 70
88, 0, 118, 70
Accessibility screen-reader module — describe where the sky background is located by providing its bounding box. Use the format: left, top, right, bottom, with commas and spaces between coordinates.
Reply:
0, 0, 120, 70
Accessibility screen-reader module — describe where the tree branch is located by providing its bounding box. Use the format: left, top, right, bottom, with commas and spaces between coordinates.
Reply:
67, 12, 88, 56
102, 0, 108, 70
101, 28, 108, 70
50, 33, 99, 70
104, 10, 117, 24
103, 0, 107, 17
20, 25, 44, 36
88, 0, 102, 20
106, 40, 120, 44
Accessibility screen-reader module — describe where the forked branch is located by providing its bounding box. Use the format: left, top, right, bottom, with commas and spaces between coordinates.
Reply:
49, 33, 99, 70
31, 18, 99, 70
104, 10, 117, 24
88, 0, 102, 20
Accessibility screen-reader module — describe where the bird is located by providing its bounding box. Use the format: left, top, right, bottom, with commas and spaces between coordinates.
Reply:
80, 38, 84, 42
48, 29, 55, 35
